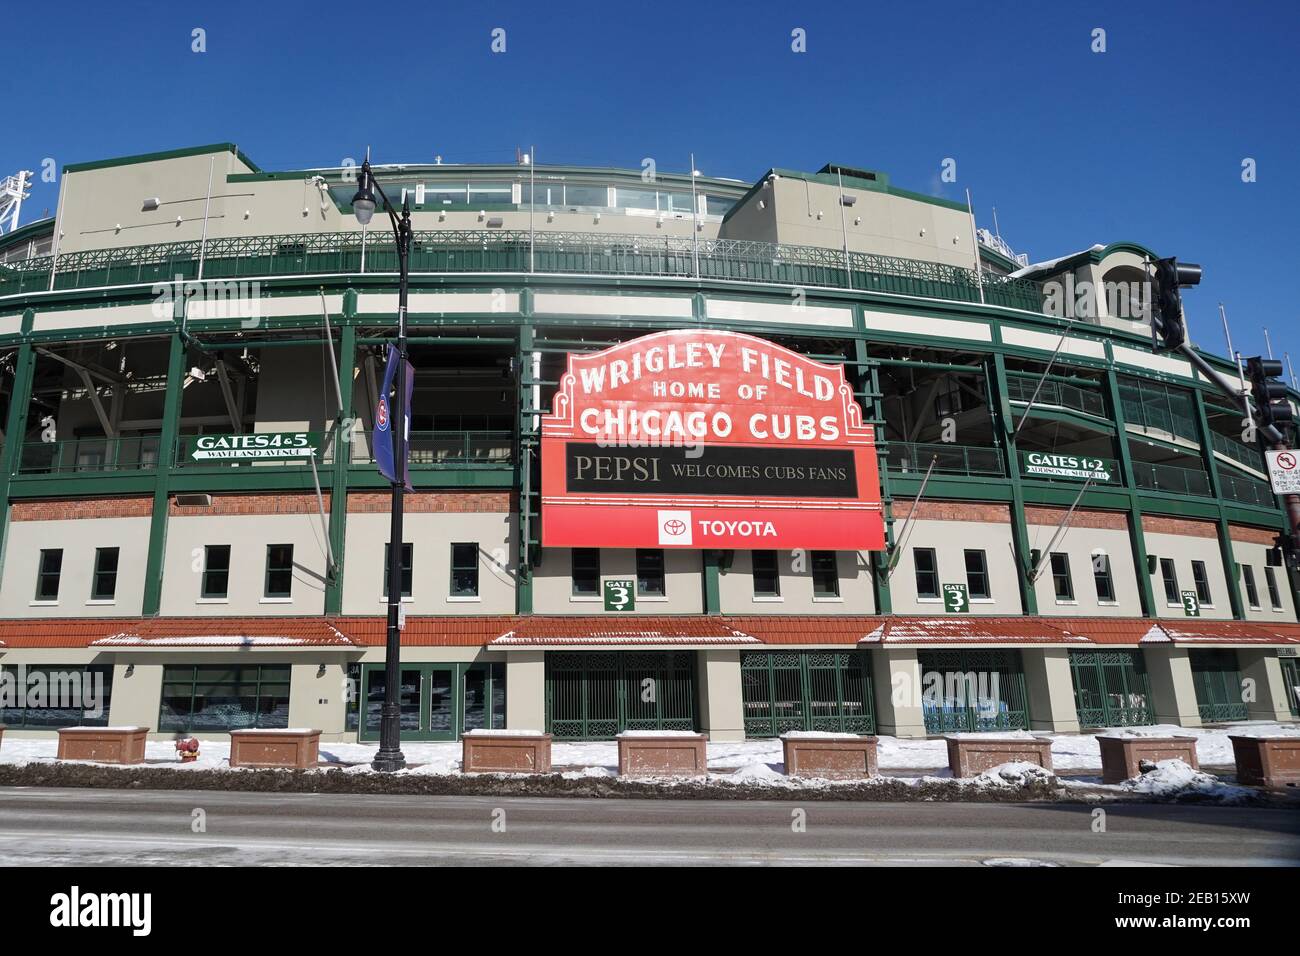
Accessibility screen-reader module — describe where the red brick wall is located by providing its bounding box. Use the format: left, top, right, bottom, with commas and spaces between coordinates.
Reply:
170, 493, 330, 516
1025, 507, 1128, 530
347, 492, 512, 514
1142, 515, 1218, 539
11, 497, 152, 521
891, 500, 1011, 523
1230, 524, 1282, 546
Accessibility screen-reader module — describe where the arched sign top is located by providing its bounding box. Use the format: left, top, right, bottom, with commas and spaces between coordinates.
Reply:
543, 328, 871, 448
540, 328, 884, 551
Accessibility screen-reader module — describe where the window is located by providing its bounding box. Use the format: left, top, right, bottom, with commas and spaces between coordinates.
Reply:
383, 543, 413, 598
564, 184, 607, 207
463, 663, 507, 731
1092, 552, 1115, 602
752, 550, 780, 598
1050, 553, 1074, 601
636, 549, 665, 597
159, 664, 290, 732
572, 548, 600, 597
964, 549, 990, 599
0, 665, 112, 728
1160, 558, 1180, 605
264, 544, 294, 599
450, 543, 479, 598
812, 551, 839, 598
914, 548, 939, 599
1242, 565, 1261, 608
201, 545, 231, 599
1191, 560, 1212, 605
91, 547, 119, 601
35, 548, 62, 601
1265, 566, 1283, 610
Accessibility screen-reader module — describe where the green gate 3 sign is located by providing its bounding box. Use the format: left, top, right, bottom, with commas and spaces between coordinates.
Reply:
604, 579, 636, 612
1181, 590, 1201, 617
943, 583, 969, 613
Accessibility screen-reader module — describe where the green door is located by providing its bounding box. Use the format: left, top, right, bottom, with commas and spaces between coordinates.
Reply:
740, 651, 875, 737
545, 651, 696, 739
360, 663, 457, 741
1069, 651, 1155, 728
1281, 656, 1300, 718
1189, 650, 1248, 723
917, 650, 1030, 734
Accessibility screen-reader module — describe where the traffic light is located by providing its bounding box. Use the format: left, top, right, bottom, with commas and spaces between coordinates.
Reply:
1245, 356, 1294, 437
1151, 257, 1202, 350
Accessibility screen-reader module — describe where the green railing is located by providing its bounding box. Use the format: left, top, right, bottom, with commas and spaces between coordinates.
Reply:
917, 650, 1030, 734
1119, 379, 1200, 443
17, 435, 162, 474
350, 430, 513, 467
1209, 430, 1266, 473
884, 441, 1004, 477
1219, 472, 1276, 508
1005, 372, 1107, 418
0, 229, 1046, 312
1131, 461, 1213, 497
545, 651, 696, 739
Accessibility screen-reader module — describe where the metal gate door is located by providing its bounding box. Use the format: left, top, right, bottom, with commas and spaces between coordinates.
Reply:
545, 651, 697, 739
1069, 650, 1155, 728
1190, 650, 1248, 723
917, 650, 1029, 734
740, 651, 875, 737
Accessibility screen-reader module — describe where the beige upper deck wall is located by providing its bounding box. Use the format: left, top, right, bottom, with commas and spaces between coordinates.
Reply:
722, 175, 978, 269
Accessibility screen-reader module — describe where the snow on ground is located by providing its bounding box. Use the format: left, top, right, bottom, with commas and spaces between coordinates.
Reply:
1, 721, 1296, 789
1116, 759, 1254, 804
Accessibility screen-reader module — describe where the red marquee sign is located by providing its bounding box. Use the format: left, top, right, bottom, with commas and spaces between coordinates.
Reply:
540, 329, 884, 550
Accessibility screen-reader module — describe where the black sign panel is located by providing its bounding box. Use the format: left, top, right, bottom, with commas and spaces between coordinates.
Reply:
564, 443, 857, 498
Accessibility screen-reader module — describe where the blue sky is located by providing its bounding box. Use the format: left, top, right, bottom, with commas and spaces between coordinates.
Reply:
5, 0, 1298, 362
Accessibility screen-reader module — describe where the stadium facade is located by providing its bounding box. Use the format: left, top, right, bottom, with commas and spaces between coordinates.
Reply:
0, 141, 1296, 743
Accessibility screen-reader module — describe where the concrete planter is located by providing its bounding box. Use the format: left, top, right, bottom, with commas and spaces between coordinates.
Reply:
56, 726, 149, 765
781, 734, 879, 779
1229, 735, 1300, 789
1097, 735, 1199, 784
945, 735, 1053, 778
462, 731, 552, 774
228, 729, 322, 769
617, 732, 708, 777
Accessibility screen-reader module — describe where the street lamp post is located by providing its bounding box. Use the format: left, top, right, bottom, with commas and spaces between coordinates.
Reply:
351, 158, 411, 772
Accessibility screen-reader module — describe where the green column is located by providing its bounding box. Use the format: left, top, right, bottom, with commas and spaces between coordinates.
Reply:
0, 337, 36, 582
991, 353, 1038, 614
141, 332, 187, 616
1102, 364, 1156, 617
1189, 384, 1245, 618
702, 550, 721, 613
855, 339, 892, 614
324, 321, 355, 614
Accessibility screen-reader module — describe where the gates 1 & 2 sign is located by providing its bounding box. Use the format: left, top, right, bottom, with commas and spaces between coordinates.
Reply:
540, 329, 884, 550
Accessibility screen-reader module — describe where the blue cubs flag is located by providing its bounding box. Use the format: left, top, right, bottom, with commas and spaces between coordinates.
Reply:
374, 344, 414, 490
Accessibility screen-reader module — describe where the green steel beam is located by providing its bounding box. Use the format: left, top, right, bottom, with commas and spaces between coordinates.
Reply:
141, 332, 186, 616
991, 352, 1038, 614
1103, 360, 1157, 617
515, 324, 535, 614
1189, 384, 1246, 619
703, 549, 721, 614
856, 338, 892, 613
0, 338, 36, 585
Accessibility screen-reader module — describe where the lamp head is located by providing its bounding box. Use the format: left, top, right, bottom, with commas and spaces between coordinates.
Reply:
350, 160, 377, 225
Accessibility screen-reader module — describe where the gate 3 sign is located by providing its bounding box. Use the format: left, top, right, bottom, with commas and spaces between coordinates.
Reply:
540, 329, 884, 549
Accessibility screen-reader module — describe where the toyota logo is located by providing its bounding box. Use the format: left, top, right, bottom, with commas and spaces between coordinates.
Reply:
662, 518, 687, 536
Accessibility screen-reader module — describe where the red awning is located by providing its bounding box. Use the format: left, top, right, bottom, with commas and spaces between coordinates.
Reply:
488, 616, 759, 647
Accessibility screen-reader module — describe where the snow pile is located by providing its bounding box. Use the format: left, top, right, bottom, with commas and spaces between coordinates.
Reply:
1118, 759, 1252, 803
970, 761, 1057, 788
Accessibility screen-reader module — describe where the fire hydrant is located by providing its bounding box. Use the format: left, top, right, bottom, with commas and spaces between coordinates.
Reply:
175, 737, 200, 763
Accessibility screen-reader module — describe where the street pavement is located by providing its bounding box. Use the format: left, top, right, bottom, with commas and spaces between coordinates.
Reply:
0, 787, 1296, 866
